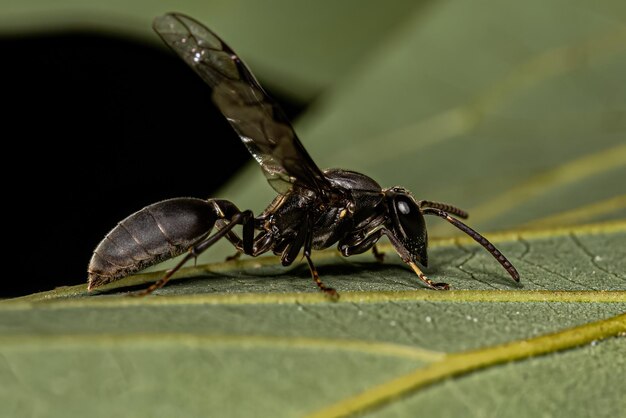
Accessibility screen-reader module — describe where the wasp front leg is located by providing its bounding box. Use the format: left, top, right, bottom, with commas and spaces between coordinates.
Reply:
339, 230, 386, 266
338, 227, 448, 290
338, 229, 384, 258
339, 215, 389, 263
380, 228, 449, 291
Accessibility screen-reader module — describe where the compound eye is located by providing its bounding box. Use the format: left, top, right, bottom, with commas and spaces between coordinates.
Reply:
394, 196, 424, 238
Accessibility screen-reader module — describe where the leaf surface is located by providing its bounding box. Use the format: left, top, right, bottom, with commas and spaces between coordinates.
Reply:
1, 223, 625, 417
1, 1, 625, 417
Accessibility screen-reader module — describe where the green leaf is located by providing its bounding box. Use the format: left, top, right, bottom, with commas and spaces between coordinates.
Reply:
2, 1, 625, 417
1, 223, 625, 417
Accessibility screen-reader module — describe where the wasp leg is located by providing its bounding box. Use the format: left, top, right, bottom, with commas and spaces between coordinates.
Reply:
372, 244, 385, 263
339, 229, 382, 255
340, 227, 446, 290
338, 228, 386, 263
218, 221, 275, 257
225, 251, 242, 262
135, 203, 254, 296
380, 228, 450, 290
293, 218, 337, 299
304, 254, 338, 300
211, 200, 256, 254
407, 261, 449, 290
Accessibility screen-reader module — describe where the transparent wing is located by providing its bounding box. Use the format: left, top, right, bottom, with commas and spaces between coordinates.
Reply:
153, 12, 333, 196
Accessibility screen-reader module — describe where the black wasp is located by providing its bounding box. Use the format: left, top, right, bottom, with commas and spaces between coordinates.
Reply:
88, 13, 520, 297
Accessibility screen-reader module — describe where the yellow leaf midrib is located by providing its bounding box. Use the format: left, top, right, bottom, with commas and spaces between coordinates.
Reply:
2, 290, 625, 311
305, 312, 626, 418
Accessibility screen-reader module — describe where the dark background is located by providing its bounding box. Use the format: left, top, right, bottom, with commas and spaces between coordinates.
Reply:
1, 32, 306, 297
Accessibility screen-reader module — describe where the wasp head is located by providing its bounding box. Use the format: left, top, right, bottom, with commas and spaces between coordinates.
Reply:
384, 187, 428, 266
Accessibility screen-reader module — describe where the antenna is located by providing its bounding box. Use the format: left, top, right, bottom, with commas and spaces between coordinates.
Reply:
418, 200, 469, 219
422, 208, 520, 282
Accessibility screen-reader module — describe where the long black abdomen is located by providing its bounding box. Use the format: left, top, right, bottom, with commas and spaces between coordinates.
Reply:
88, 198, 219, 289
